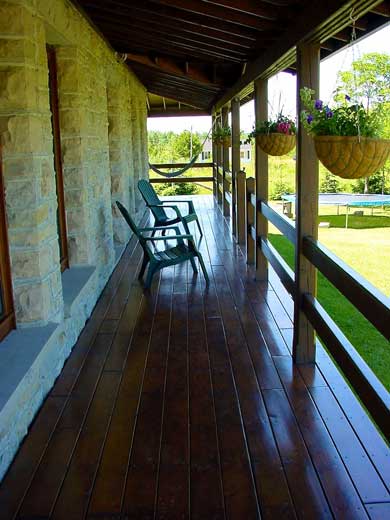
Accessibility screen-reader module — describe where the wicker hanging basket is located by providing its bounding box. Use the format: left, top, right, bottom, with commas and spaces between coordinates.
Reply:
313, 136, 390, 179
256, 133, 295, 156
222, 136, 232, 147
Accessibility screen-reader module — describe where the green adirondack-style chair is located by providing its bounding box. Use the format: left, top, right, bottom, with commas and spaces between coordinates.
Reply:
116, 201, 209, 289
138, 179, 203, 236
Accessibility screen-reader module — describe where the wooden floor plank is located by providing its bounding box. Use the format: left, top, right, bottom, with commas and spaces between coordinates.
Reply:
0, 196, 389, 520
156, 289, 190, 519
263, 388, 333, 519
274, 356, 369, 519
188, 283, 225, 520
87, 278, 161, 518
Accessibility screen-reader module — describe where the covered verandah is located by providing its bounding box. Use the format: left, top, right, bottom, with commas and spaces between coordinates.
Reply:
0, 195, 389, 519
0, 0, 389, 518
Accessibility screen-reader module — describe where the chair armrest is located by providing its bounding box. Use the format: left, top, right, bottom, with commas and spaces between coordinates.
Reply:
142, 234, 194, 244
147, 204, 182, 218
140, 226, 181, 233
161, 199, 195, 213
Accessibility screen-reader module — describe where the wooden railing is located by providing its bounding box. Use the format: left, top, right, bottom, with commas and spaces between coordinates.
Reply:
244, 177, 390, 440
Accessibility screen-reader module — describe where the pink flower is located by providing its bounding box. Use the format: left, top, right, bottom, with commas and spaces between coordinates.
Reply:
277, 122, 291, 134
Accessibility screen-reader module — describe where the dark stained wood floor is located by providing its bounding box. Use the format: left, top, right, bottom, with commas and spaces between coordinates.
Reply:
0, 195, 389, 520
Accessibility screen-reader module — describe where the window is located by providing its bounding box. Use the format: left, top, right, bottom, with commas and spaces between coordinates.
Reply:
0, 145, 15, 341
247, 150, 251, 160
202, 150, 211, 161
47, 46, 69, 271
240, 151, 245, 159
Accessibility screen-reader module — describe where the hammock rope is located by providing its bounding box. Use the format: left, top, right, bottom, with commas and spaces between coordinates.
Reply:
148, 122, 215, 179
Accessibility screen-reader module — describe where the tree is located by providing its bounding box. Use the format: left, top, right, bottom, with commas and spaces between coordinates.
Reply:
335, 53, 390, 110
335, 53, 390, 192
320, 171, 341, 193
173, 130, 202, 160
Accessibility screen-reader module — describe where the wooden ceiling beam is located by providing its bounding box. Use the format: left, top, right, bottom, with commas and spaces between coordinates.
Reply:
113, 34, 244, 63
88, 11, 255, 53
201, 0, 280, 20
148, 109, 211, 117
213, 0, 384, 110
124, 53, 220, 86
97, 21, 250, 60
370, 1, 390, 16
145, 85, 211, 108
83, 0, 263, 40
148, 0, 278, 30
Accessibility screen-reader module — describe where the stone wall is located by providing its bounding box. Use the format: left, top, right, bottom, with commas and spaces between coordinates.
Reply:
0, 0, 148, 481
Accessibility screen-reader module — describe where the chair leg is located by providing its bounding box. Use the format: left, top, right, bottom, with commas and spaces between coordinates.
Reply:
197, 253, 209, 284
144, 264, 158, 289
196, 217, 203, 236
182, 220, 191, 235
138, 255, 149, 280
190, 256, 198, 273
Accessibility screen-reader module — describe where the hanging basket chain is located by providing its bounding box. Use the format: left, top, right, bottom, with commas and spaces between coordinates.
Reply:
349, 8, 362, 143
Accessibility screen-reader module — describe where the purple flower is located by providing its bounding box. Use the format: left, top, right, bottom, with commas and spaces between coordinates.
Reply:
314, 99, 323, 110
326, 110, 333, 118
345, 94, 351, 102
306, 114, 313, 124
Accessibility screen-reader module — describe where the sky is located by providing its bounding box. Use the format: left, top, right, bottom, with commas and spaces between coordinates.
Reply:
147, 23, 390, 134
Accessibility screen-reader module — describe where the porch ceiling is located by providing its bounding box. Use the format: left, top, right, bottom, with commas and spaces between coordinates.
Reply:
75, 0, 389, 113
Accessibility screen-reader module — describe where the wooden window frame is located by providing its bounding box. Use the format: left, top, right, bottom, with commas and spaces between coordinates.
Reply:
47, 46, 69, 272
0, 145, 15, 341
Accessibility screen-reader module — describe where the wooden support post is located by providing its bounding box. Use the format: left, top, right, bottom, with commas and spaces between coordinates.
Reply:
293, 42, 320, 364
254, 78, 268, 281
212, 113, 217, 200
231, 98, 240, 238
236, 170, 246, 244
222, 106, 230, 217
216, 112, 223, 206
246, 177, 255, 264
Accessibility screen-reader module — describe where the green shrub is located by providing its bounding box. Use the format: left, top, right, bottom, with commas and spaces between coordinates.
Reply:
154, 182, 199, 196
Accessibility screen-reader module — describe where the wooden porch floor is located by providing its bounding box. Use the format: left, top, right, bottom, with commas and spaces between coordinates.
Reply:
0, 195, 389, 520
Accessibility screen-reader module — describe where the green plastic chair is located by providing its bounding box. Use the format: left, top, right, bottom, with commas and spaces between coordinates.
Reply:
116, 201, 209, 289
138, 179, 203, 236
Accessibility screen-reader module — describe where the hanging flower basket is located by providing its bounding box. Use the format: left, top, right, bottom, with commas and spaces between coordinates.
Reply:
256, 133, 295, 156
223, 135, 232, 147
313, 136, 390, 179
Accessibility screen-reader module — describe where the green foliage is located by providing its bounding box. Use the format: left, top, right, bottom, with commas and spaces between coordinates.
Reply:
320, 171, 341, 193
352, 169, 390, 194
269, 232, 390, 390
270, 181, 294, 200
173, 130, 202, 160
148, 130, 204, 164
335, 52, 390, 110
212, 124, 231, 142
246, 113, 296, 143
154, 182, 199, 196
300, 87, 382, 137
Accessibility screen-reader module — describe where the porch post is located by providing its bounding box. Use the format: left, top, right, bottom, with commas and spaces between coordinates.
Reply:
293, 42, 320, 364
216, 112, 223, 206
212, 113, 217, 200
231, 98, 240, 238
254, 78, 268, 281
222, 106, 230, 217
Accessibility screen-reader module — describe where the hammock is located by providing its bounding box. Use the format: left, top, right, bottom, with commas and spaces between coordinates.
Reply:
148, 154, 199, 178
148, 123, 214, 179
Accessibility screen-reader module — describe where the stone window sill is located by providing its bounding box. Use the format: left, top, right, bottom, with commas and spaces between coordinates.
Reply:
0, 265, 95, 415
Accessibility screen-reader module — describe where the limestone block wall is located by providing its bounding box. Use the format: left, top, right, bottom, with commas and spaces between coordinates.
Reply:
0, 0, 148, 482
0, 0, 64, 326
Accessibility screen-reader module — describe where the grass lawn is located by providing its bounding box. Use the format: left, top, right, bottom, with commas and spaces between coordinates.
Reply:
269, 214, 390, 391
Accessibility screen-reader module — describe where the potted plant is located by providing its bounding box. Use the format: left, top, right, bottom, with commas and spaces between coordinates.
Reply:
213, 124, 231, 147
247, 113, 296, 156
300, 87, 390, 179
